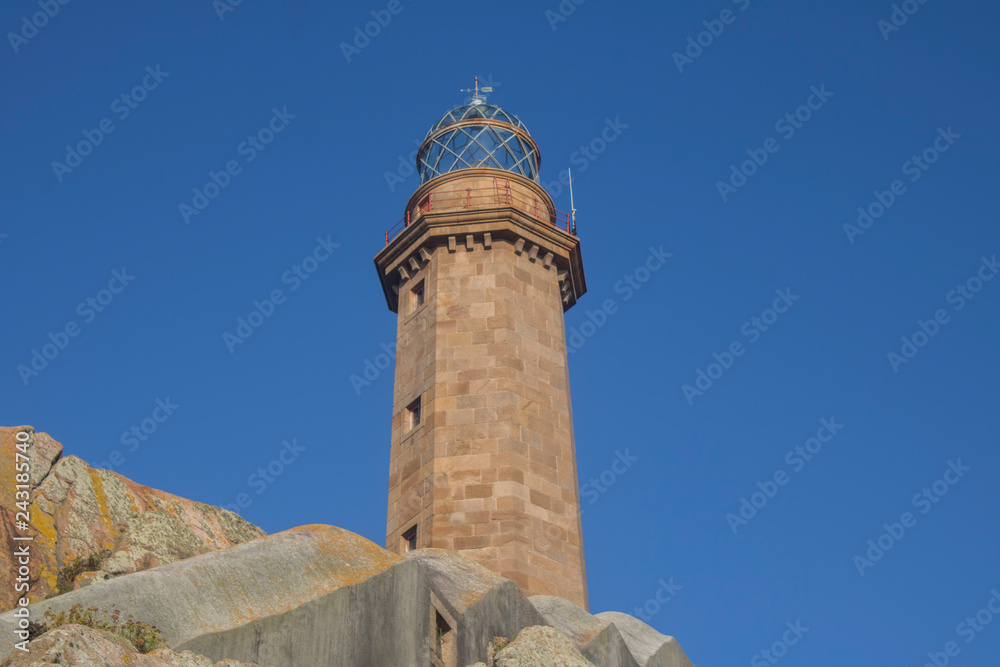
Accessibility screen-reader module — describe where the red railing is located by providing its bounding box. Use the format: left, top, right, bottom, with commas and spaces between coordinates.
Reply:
385, 182, 573, 246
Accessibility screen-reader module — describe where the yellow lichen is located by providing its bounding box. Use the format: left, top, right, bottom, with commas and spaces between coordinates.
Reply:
87, 469, 117, 551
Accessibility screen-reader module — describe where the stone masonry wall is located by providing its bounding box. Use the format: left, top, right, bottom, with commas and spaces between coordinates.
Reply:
385, 230, 588, 609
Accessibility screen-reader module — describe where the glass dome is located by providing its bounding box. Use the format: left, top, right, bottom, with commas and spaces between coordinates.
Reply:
418, 102, 540, 185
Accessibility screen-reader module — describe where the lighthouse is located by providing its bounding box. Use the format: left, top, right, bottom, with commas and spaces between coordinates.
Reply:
375, 79, 589, 609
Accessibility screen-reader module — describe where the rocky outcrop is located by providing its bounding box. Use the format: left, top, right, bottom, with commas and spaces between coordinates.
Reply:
595, 612, 695, 667
403, 548, 547, 661
530, 596, 696, 667
1, 525, 424, 665
0, 624, 261, 667
1, 523, 696, 667
489, 625, 595, 666
0, 426, 265, 611
531, 596, 639, 667
0, 426, 698, 666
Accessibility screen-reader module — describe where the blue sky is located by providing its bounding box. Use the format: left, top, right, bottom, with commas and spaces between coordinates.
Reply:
3, 0, 999, 664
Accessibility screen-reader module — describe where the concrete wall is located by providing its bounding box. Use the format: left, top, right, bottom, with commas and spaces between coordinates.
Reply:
180, 560, 428, 666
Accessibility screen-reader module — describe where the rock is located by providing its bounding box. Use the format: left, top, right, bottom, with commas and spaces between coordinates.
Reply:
74, 570, 110, 589
1, 525, 423, 665
492, 625, 595, 666
403, 548, 546, 662
0, 624, 260, 666
0, 425, 701, 666
595, 612, 695, 667
0, 522, 699, 666
1, 525, 406, 653
531, 595, 639, 667
0, 426, 265, 611
1, 530, 554, 666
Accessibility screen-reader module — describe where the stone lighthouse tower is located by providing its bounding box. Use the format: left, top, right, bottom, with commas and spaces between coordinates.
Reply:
374, 80, 589, 609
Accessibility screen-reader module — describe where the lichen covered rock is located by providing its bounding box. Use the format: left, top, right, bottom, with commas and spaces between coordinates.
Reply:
0, 624, 260, 666
492, 625, 595, 667
0, 426, 265, 611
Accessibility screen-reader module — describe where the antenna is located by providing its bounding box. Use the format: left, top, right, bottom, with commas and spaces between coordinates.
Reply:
460, 73, 493, 105
568, 168, 578, 235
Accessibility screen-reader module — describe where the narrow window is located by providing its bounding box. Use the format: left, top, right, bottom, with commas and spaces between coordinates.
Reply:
407, 397, 422, 431
429, 595, 457, 667
433, 610, 453, 666
411, 280, 425, 312
402, 525, 417, 553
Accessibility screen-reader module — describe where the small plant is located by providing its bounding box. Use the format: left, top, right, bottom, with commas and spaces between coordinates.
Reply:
26, 603, 165, 653
488, 635, 510, 665
56, 550, 111, 594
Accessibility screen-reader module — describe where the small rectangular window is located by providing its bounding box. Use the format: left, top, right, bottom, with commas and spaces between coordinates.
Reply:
435, 611, 451, 660
402, 525, 417, 553
407, 397, 422, 431
411, 280, 425, 311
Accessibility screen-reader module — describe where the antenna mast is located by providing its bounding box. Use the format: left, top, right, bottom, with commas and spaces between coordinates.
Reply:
568, 168, 578, 235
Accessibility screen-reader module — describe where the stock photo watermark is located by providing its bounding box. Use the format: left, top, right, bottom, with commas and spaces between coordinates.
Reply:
9, 429, 35, 653
544, 448, 638, 545
682, 288, 799, 405
349, 341, 396, 395
95, 397, 180, 472
222, 235, 339, 353
51, 65, 170, 183
716, 84, 832, 202
179, 107, 296, 224
222, 438, 306, 516
886, 254, 996, 372
631, 577, 683, 623
878, 0, 931, 41
920, 588, 1000, 666
541, 117, 628, 199
7, 0, 71, 53
751, 620, 809, 667
544, 0, 589, 31
725, 417, 845, 535
672, 0, 752, 73
843, 127, 960, 244
566, 245, 671, 354
213, 0, 246, 21
16, 268, 135, 386
340, 0, 414, 63
580, 449, 639, 505
852, 459, 971, 576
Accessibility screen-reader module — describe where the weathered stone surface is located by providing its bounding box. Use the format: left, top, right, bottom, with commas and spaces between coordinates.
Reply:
491, 625, 594, 666
0, 525, 428, 665
0, 525, 403, 650
595, 612, 696, 667
178, 553, 426, 666
404, 548, 547, 665
0, 457, 699, 667
531, 595, 639, 667
0, 426, 265, 611
1, 532, 590, 666
0, 624, 261, 666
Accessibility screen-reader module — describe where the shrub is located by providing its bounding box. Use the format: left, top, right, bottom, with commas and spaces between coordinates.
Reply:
26, 603, 165, 653
56, 550, 111, 594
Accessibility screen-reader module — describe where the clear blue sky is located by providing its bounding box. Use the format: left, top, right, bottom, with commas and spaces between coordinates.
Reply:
3, 1, 999, 664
